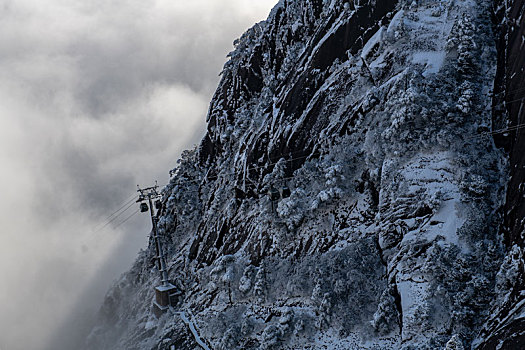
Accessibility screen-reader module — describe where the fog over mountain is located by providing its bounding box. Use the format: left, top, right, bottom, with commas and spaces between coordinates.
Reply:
0, 1, 277, 349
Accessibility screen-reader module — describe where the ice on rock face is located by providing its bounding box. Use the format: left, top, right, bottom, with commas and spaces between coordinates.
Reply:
85, 0, 513, 349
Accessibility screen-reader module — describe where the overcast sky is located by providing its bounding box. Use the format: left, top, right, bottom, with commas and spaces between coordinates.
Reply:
0, 1, 277, 349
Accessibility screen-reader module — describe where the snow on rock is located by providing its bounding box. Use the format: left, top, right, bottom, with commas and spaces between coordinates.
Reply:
84, 0, 514, 349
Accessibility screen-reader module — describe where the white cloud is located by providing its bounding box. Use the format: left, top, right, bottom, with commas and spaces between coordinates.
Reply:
0, 0, 277, 349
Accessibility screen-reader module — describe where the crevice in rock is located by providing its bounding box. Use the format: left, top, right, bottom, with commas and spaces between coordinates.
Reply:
392, 281, 403, 336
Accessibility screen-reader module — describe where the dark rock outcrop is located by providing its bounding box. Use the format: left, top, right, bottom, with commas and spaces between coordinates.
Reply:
475, 1, 525, 348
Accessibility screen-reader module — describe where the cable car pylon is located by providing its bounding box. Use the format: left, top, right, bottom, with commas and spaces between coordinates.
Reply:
137, 183, 181, 317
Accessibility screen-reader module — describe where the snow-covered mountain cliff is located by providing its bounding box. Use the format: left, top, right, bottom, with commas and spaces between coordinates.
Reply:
85, 0, 524, 349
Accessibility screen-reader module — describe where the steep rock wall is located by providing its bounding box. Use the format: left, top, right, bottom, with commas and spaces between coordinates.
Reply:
474, 1, 525, 348
86, 1, 512, 349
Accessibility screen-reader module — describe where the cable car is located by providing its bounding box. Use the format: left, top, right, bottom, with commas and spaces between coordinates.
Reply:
140, 203, 149, 212
155, 200, 162, 210
268, 187, 280, 201
280, 185, 291, 198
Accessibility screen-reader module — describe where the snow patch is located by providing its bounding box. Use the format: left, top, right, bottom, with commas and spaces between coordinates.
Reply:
412, 51, 446, 77
361, 27, 385, 59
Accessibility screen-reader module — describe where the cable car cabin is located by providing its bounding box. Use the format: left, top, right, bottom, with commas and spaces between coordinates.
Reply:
280, 185, 291, 198
268, 187, 280, 201
140, 203, 149, 212
153, 283, 182, 317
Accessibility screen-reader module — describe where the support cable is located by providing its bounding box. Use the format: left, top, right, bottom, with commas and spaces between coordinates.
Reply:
92, 194, 138, 231
104, 194, 138, 221
113, 208, 141, 229
93, 200, 136, 233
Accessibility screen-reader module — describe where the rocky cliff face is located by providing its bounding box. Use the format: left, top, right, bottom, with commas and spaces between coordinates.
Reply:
474, 1, 525, 349
85, 1, 523, 349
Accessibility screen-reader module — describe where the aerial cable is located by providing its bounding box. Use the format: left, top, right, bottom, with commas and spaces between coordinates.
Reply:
493, 95, 525, 108
94, 200, 136, 233
92, 193, 137, 229
94, 200, 136, 232
164, 120, 525, 196
200, 119, 525, 183
92, 121, 525, 228
459, 122, 525, 143
171, 121, 525, 185
161, 124, 525, 212
490, 86, 525, 97
500, 95, 525, 105
491, 123, 525, 134
93, 193, 138, 231
482, 122, 525, 136
105, 193, 138, 219
116, 192, 139, 207
113, 208, 141, 230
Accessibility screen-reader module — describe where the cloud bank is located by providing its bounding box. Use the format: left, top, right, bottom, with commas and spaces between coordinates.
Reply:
0, 1, 277, 349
